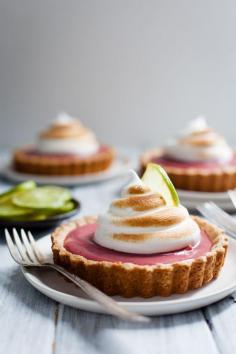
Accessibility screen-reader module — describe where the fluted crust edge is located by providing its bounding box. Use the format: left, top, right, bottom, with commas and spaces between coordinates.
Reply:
13, 146, 115, 176
51, 216, 228, 298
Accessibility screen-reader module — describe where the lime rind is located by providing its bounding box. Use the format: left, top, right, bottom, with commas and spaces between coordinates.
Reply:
142, 163, 179, 207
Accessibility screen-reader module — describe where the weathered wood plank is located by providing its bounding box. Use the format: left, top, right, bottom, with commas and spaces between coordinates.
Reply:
55, 307, 219, 354
0, 244, 57, 354
203, 293, 236, 353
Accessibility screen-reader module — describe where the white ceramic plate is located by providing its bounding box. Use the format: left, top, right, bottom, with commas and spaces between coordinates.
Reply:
22, 235, 236, 316
1, 153, 133, 186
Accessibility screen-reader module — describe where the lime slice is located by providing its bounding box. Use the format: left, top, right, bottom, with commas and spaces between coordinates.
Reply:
37, 201, 76, 216
142, 163, 179, 206
21, 213, 48, 221
0, 181, 36, 203
0, 202, 33, 219
1, 212, 49, 221
22, 201, 76, 220
57, 200, 75, 213
12, 186, 72, 210
15, 181, 36, 191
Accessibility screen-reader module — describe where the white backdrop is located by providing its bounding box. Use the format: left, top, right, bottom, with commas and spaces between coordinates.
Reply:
0, 0, 236, 149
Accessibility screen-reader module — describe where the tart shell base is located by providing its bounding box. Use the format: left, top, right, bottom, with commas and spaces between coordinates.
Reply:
13, 146, 115, 176
140, 149, 236, 192
51, 216, 228, 298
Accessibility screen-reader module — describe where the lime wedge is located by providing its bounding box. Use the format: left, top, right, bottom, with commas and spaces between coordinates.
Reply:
142, 163, 179, 206
12, 186, 72, 210
0, 181, 36, 203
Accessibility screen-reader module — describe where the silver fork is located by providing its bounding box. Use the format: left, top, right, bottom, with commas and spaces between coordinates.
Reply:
197, 202, 236, 238
228, 189, 236, 209
5, 228, 149, 323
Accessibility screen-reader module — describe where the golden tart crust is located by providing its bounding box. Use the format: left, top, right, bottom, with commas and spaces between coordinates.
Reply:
51, 216, 228, 298
140, 148, 236, 192
13, 146, 115, 176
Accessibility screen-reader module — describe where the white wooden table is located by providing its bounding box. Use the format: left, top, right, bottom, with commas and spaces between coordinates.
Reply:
1, 149, 236, 354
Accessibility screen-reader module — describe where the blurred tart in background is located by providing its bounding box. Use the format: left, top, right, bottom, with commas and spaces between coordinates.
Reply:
13, 112, 115, 176
140, 117, 236, 192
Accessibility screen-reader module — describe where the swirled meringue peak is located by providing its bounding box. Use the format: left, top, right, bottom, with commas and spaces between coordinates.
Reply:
37, 112, 99, 156
164, 117, 233, 163
94, 171, 200, 254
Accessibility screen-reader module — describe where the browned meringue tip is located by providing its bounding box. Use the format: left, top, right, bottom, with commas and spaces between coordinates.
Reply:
127, 185, 151, 194
112, 207, 188, 227
112, 193, 166, 211
39, 120, 92, 140
180, 130, 226, 147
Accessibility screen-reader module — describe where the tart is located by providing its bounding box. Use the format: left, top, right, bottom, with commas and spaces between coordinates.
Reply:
140, 117, 236, 192
13, 112, 115, 176
52, 166, 228, 297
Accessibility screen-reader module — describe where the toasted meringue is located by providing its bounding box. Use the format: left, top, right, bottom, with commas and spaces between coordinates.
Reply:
94, 171, 200, 254
37, 112, 99, 156
165, 117, 233, 162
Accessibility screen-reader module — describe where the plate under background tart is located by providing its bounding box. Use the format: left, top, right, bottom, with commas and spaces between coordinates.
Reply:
51, 216, 228, 298
13, 145, 115, 176
140, 148, 236, 192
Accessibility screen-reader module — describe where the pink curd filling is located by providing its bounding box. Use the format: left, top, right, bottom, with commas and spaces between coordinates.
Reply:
63, 223, 213, 265
23, 146, 108, 160
152, 153, 236, 170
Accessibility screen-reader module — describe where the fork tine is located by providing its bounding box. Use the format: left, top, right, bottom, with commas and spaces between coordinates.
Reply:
20, 229, 39, 264
203, 203, 230, 229
197, 204, 226, 229
28, 231, 44, 263
207, 202, 236, 231
197, 204, 219, 226
13, 228, 31, 263
228, 190, 236, 208
197, 203, 236, 239
5, 229, 22, 264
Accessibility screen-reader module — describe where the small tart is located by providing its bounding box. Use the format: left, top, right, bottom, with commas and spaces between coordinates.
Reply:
140, 148, 236, 192
51, 216, 228, 298
13, 145, 115, 176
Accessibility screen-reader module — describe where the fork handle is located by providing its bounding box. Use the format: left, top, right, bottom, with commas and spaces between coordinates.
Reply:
46, 263, 149, 322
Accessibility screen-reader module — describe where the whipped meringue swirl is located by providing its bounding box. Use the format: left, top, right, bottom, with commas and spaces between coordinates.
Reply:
164, 117, 233, 163
94, 172, 200, 254
37, 112, 99, 156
